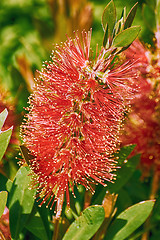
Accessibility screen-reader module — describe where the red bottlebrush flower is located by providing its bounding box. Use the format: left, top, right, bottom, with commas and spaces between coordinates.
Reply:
21, 30, 138, 213
121, 39, 160, 177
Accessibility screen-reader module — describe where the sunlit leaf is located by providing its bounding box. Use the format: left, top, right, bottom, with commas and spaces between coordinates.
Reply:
0, 108, 8, 130
112, 26, 141, 47
0, 128, 13, 162
104, 200, 155, 240
0, 191, 8, 218
9, 166, 36, 239
102, 0, 116, 37
0, 109, 13, 161
62, 206, 105, 240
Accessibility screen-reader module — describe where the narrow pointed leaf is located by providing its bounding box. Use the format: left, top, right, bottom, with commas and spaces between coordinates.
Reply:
25, 207, 48, 240
0, 127, 13, 161
0, 191, 8, 218
0, 108, 8, 130
62, 206, 105, 240
120, 7, 126, 20
124, 2, 138, 29
35, 202, 52, 240
102, 0, 116, 37
9, 166, 36, 239
104, 200, 155, 240
103, 24, 109, 47
113, 26, 141, 47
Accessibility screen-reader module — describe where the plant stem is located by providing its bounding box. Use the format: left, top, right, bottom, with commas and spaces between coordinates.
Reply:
52, 218, 60, 240
52, 194, 64, 240
84, 190, 92, 209
149, 169, 160, 200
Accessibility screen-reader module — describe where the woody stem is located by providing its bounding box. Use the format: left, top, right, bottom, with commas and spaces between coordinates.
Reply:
52, 194, 64, 240
52, 218, 60, 240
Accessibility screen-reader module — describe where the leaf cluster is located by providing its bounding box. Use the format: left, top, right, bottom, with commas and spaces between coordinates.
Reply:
101, 0, 141, 54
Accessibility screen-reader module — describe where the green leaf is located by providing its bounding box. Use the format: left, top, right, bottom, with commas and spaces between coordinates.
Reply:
0, 173, 8, 192
102, 0, 116, 37
103, 24, 109, 47
112, 26, 141, 47
120, 7, 126, 21
142, 4, 156, 32
0, 108, 8, 130
25, 207, 49, 240
9, 166, 36, 240
0, 191, 8, 218
34, 201, 52, 240
6, 179, 13, 193
104, 200, 155, 240
114, 8, 126, 36
62, 206, 105, 240
0, 127, 13, 161
124, 3, 138, 29
0, 109, 12, 161
107, 154, 140, 193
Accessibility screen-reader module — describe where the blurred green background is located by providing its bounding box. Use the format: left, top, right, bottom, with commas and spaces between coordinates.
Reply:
0, 0, 149, 103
